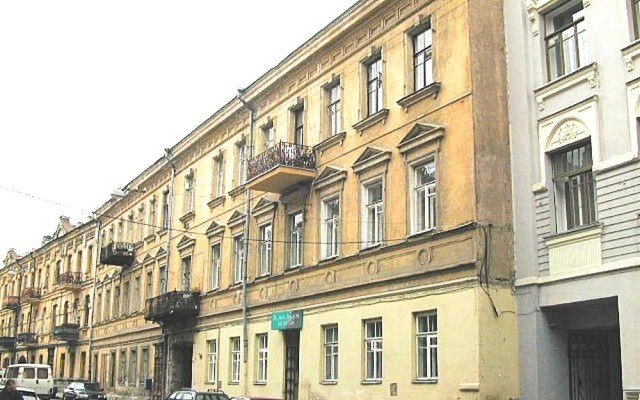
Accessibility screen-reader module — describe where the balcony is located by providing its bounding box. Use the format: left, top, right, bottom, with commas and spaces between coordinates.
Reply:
145, 291, 200, 325
246, 141, 316, 193
55, 272, 84, 291
16, 332, 38, 344
2, 296, 19, 310
100, 242, 135, 267
21, 287, 42, 304
53, 323, 79, 342
0, 336, 15, 350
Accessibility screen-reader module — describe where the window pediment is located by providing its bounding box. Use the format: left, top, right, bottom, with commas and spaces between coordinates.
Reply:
313, 166, 347, 191
252, 197, 278, 218
154, 247, 166, 259
398, 122, 444, 155
228, 210, 246, 229
205, 220, 225, 238
352, 146, 392, 174
545, 118, 589, 152
177, 235, 196, 252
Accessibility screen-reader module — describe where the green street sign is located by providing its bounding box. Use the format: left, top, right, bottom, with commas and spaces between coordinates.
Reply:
271, 310, 303, 330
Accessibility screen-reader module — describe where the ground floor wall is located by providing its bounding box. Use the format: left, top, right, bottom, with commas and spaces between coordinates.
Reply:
517, 266, 640, 400
192, 280, 518, 400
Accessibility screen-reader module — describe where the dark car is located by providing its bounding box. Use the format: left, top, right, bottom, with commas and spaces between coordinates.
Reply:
63, 382, 107, 400
166, 389, 229, 400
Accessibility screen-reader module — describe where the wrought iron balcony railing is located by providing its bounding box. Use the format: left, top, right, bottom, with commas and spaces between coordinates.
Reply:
0, 336, 16, 349
145, 291, 200, 325
247, 141, 315, 181
16, 332, 38, 344
100, 242, 135, 267
22, 287, 42, 302
56, 272, 84, 288
53, 323, 79, 342
2, 296, 19, 310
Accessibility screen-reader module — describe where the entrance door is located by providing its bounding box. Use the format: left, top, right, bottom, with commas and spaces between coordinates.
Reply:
568, 332, 622, 400
284, 330, 299, 400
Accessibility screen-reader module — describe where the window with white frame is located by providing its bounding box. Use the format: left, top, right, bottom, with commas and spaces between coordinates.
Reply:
146, 270, 153, 299
412, 158, 437, 234
362, 180, 383, 247
634, 0, 640, 39
210, 243, 221, 290
162, 190, 169, 229
181, 255, 191, 291
140, 347, 149, 382
122, 282, 129, 315
545, 1, 588, 81
324, 325, 338, 382
148, 197, 157, 237
366, 56, 383, 116
184, 172, 195, 215
364, 319, 383, 381
321, 196, 340, 259
129, 348, 137, 386
327, 82, 341, 136
207, 340, 217, 383
288, 212, 303, 268
233, 236, 244, 284
262, 124, 274, 151
258, 224, 272, 277
551, 141, 595, 230
133, 276, 140, 312
214, 155, 225, 198
413, 23, 433, 91
293, 107, 304, 145
236, 142, 247, 186
257, 333, 268, 382
159, 265, 167, 294
416, 312, 438, 380
230, 337, 241, 383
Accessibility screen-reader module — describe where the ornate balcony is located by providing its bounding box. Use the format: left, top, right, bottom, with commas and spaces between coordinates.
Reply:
16, 332, 38, 344
2, 296, 19, 310
246, 141, 316, 193
21, 287, 42, 304
0, 336, 15, 350
145, 291, 200, 325
55, 272, 84, 291
100, 242, 135, 267
53, 323, 79, 342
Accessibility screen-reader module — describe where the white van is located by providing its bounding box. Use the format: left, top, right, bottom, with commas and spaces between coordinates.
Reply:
2, 363, 56, 399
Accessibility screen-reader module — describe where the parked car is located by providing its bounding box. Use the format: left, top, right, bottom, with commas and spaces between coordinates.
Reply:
230, 397, 283, 400
17, 387, 40, 400
166, 389, 229, 400
62, 382, 106, 400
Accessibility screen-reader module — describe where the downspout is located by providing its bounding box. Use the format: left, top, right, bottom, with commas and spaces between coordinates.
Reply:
237, 89, 255, 395
87, 216, 101, 381
163, 149, 177, 398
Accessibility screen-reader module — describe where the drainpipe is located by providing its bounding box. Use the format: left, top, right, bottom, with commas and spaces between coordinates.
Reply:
237, 89, 255, 395
163, 149, 177, 398
87, 216, 101, 381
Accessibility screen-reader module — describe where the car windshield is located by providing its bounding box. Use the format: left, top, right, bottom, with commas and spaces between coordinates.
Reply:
83, 383, 100, 391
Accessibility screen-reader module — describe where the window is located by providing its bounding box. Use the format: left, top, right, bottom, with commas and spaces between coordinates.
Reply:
159, 265, 167, 294
324, 325, 339, 382
104, 290, 111, 321
366, 56, 383, 115
214, 156, 225, 198
148, 198, 157, 237
545, 2, 588, 80
413, 24, 433, 91
233, 236, 244, 284
327, 82, 341, 136
412, 158, 437, 233
181, 255, 192, 291
416, 312, 438, 380
551, 141, 595, 230
96, 292, 102, 323
288, 212, 303, 268
133, 276, 140, 312
634, 0, 640, 39
236, 142, 247, 186
230, 337, 241, 383
122, 282, 129, 315
362, 180, 383, 247
258, 224, 272, 277
184, 172, 195, 215
162, 190, 170, 229
211, 244, 221, 290
321, 197, 340, 259
113, 286, 120, 318
257, 334, 268, 382
140, 348, 149, 383
119, 350, 126, 385
207, 340, 217, 383
146, 270, 153, 299
294, 108, 304, 145
129, 348, 137, 386
262, 124, 274, 151
364, 319, 383, 381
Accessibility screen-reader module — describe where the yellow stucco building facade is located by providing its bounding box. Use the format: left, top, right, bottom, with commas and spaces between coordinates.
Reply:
1, 0, 518, 399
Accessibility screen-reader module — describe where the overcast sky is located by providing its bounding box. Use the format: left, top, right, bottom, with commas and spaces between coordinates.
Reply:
0, 0, 356, 256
